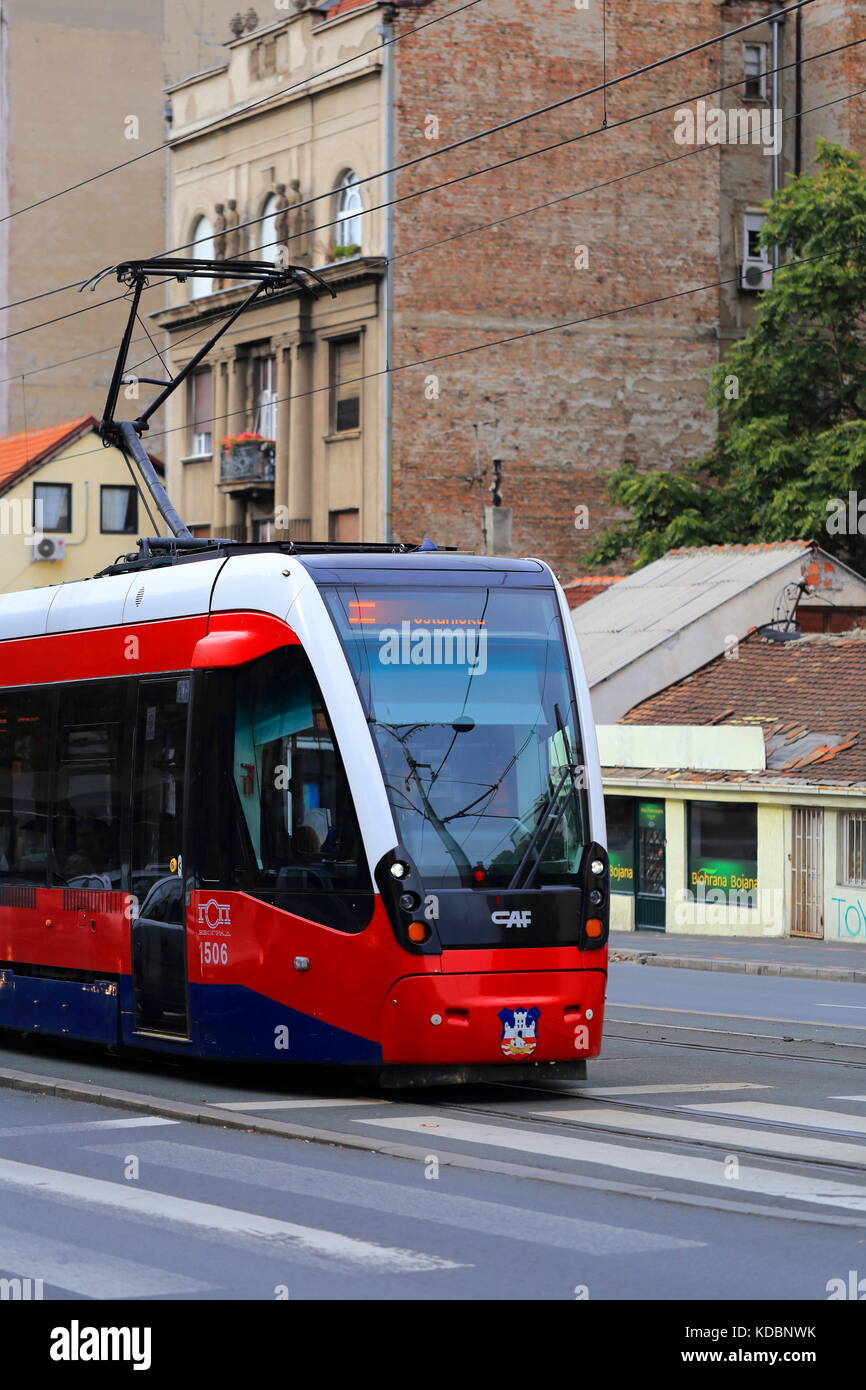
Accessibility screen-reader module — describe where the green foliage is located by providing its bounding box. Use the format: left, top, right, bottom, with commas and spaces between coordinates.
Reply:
589, 142, 866, 571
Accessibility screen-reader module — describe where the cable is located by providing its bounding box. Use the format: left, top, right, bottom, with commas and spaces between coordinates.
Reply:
0, 0, 490, 229
8, 75, 864, 390
65, 239, 864, 467
157, 0, 824, 262
9, 22, 858, 357
0, 293, 128, 345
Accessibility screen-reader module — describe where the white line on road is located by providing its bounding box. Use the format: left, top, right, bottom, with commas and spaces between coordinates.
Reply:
686, 1101, 866, 1135
210, 1098, 379, 1111
88, 1138, 702, 1257
568, 1083, 770, 1097
531, 1105, 866, 1165
0, 1226, 212, 1299
356, 1115, 866, 1212
0, 1117, 179, 1140
0, 1157, 462, 1273
610, 1003, 866, 1032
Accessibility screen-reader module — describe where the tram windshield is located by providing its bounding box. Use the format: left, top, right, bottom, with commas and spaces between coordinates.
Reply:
324, 585, 587, 889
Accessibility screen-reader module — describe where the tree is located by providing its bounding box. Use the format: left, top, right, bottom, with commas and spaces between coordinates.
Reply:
588, 141, 866, 570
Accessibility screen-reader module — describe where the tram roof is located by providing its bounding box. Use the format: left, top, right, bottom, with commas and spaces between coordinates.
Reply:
0, 545, 553, 643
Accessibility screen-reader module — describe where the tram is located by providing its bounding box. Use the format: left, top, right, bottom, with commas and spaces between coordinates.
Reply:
0, 258, 609, 1085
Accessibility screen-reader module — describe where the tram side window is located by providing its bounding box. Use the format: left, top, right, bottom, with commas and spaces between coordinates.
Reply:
0, 689, 51, 884
54, 683, 125, 890
232, 647, 369, 895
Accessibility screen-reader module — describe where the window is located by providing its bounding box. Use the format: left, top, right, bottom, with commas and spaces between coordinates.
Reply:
329, 337, 361, 433
335, 172, 363, 251
253, 354, 277, 440
228, 646, 371, 929
688, 801, 758, 897
328, 509, 359, 543
100, 485, 138, 535
0, 689, 51, 884
34, 482, 71, 534
188, 368, 213, 455
744, 212, 768, 264
55, 684, 125, 890
189, 216, 215, 299
743, 43, 767, 100
259, 192, 280, 260
605, 795, 635, 894
839, 811, 866, 887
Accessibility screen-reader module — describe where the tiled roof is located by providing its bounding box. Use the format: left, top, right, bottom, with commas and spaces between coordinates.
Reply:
0, 416, 96, 494
562, 575, 623, 610
612, 629, 866, 787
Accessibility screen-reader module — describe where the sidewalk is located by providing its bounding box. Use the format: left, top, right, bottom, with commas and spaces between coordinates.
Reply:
609, 930, 866, 984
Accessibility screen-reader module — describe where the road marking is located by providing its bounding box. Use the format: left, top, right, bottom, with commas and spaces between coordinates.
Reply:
609, 1003, 866, 1032
0, 1157, 461, 1273
686, 1101, 866, 1135
569, 1083, 770, 1097
830, 1096, 866, 1103
811, 1003, 866, 1010
356, 1114, 866, 1212
0, 1226, 212, 1299
210, 1098, 379, 1111
0, 1117, 179, 1139
90, 1139, 702, 1256
532, 1105, 866, 1165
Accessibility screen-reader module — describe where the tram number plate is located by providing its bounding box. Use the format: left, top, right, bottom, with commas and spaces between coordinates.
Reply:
200, 941, 229, 966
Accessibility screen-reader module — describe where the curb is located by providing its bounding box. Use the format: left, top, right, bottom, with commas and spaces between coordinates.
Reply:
612, 949, 866, 984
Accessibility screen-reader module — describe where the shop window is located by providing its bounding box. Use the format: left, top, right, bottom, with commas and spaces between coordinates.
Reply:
688, 801, 758, 896
605, 795, 635, 894
839, 811, 866, 887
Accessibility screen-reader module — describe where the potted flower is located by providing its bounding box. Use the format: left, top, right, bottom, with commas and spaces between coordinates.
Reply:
329, 243, 361, 262
220, 431, 276, 482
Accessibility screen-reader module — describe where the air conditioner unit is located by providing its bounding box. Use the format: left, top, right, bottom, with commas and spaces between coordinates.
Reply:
31, 535, 65, 562
740, 260, 772, 293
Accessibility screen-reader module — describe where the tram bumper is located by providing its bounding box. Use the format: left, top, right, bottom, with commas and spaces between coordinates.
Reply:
380, 968, 605, 1066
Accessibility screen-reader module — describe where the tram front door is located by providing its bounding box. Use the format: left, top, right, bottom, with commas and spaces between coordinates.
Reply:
130, 678, 190, 1037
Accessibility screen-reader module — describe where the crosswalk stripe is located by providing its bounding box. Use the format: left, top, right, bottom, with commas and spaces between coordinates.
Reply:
0, 1118, 178, 1140
0, 1226, 212, 1298
88, 1138, 702, 1256
568, 1083, 770, 1097
0, 1157, 461, 1273
686, 1101, 866, 1135
356, 1114, 866, 1212
530, 1105, 866, 1165
830, 1096, 866, 1103
210, 1098, 379, 1111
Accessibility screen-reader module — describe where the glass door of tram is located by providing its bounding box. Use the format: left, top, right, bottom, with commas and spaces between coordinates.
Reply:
130, 678, 191, 1037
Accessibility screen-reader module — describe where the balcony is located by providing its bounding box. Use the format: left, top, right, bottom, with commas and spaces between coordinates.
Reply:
219, 436, 275, 495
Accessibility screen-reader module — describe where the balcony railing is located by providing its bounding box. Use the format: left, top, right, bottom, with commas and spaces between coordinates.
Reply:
220, 439, 275, 486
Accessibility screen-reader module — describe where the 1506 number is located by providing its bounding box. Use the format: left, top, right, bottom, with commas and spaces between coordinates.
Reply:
200, 941, 228, 966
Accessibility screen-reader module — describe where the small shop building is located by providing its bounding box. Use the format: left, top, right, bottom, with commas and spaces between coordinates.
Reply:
600, 627, 866, 944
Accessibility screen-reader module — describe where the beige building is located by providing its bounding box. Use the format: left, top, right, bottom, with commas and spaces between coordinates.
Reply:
0, 0, 236, 438
0, 415, 167, 593
154, 7, 387, 543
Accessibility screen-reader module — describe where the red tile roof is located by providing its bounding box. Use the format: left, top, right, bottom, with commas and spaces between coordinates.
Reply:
562, 575, 623, 610
0, 415, 96, 494
614, 629, 866, 787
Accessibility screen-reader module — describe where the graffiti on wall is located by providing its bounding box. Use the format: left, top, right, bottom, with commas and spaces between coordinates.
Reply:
829, 893, 866, 941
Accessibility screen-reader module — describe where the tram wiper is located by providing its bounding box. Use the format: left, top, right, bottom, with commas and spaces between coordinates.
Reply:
507, 704, 582, 892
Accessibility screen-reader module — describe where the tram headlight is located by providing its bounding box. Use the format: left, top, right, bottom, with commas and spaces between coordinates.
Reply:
589, 889, 604, 906
590, 859, 605, 876
389, 861, 409, 880
399, 891, 420, 912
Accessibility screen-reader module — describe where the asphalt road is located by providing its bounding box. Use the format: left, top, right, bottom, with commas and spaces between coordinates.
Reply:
1, 960, 865, 1301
